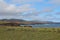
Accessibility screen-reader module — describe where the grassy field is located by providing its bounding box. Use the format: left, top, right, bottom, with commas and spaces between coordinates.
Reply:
0, 27, 60, 40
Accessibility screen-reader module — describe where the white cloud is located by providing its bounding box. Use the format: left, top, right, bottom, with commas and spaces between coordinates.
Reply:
0, 0, 7, 11
41, 8, 53, 13
0, 0, 58, 21
16, 4, 36, 13
0, 0, 38, 20
0, 0, 36, 16
5, 4, 17, 13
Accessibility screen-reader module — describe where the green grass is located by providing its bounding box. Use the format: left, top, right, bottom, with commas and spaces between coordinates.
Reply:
0, 27, 60, 40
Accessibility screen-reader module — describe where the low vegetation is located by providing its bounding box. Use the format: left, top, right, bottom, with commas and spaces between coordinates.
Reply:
0, 27, 60, 40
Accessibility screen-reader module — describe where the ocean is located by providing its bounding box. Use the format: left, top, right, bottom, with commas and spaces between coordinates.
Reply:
31, 24, 60, 28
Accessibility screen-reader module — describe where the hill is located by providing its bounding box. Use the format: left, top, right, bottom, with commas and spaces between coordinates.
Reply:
0, 19, 60, 24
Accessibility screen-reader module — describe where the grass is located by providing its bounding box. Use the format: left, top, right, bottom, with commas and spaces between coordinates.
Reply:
0, 27, 60, 40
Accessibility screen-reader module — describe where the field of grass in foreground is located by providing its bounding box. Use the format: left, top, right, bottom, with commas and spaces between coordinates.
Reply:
0, 27, 60, 40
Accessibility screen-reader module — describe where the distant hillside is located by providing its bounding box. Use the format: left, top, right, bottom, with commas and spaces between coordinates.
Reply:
0, 19, 32, 24
0, 19, 26, 22
0, 19, 60, 24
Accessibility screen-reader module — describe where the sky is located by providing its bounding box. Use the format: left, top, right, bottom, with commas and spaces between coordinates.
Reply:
0, 0, 60, 22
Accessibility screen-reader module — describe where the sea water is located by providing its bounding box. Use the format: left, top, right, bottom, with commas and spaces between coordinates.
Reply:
31, 24, 60, 28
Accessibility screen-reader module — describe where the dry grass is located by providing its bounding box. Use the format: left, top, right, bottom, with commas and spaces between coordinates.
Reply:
0, 27, 60, 40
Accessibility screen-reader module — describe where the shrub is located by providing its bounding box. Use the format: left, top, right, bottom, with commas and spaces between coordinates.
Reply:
7, 28, 15, 31
52, 28, 56, 32
57, 28, 60, 33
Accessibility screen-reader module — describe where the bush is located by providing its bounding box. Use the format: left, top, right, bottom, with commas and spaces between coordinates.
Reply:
57, 28, 60, 33
7, 28, 15, 31
52, 28, 56, 32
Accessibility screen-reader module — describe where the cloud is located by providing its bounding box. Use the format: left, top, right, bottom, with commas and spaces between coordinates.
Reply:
0, 0, 37, 20
0, 0, 53, 17
8, 0, 42, 4
0, 0, 59, 21
11, 0, 60, 5
23, 15, 54, 21
0, 0, 36, 16
55, 12, 60, 15
48, 0, 60, 6
23, 11, 40, 17
49, 0, 60, 4
41, 8, 53, 13
23, 8, 54, 18
16, 4, 36, 13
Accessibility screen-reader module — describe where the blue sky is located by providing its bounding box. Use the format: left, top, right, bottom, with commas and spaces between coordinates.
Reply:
0, 0, 60, 22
